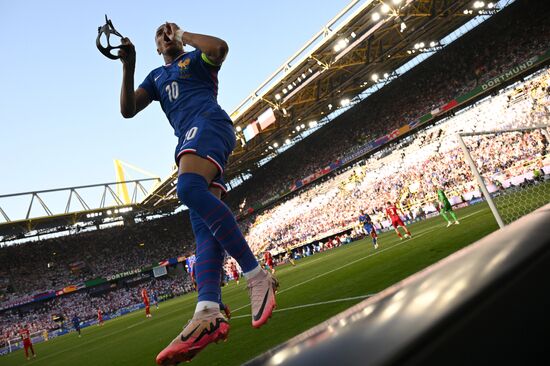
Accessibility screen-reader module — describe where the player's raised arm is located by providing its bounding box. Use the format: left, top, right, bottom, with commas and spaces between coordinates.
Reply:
165, 22, 228, 66
118, 37, 151, 118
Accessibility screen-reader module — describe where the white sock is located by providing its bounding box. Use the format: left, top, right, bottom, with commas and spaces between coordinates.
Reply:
243, 265, 262, 279
195, 301, 219, 314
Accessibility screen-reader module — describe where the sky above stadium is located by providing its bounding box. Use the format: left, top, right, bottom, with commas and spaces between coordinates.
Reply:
0, 0, 351, 218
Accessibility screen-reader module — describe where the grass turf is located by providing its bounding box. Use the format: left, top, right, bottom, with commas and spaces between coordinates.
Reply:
1, 203, 500, 366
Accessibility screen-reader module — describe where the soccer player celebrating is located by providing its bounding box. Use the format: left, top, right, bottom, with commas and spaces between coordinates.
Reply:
116, 22, 278, 364
72, 315, 82, 337
19, 325, 36, 360
437, 188, 460, 227
142, 288, 152, 318
385, 201, 412, 240
359, 209, 378, 249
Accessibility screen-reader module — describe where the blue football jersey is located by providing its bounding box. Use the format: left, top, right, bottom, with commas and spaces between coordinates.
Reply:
359, 214, 372, 224
139, 50, 231, 138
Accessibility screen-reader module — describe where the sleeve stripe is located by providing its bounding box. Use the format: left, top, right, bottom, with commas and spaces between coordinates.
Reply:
201, 52, 219, 66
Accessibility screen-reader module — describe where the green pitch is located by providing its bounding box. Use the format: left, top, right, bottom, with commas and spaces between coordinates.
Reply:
1, 203, 500, 366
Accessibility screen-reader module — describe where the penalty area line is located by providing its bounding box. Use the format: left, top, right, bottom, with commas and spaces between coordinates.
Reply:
230, 294, 373, 320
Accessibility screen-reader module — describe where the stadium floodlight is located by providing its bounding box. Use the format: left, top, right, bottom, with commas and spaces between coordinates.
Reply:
302, 73, 306, 79
351, 32, 356, 38
340, 98, 350, 106
487, 2, 494, 8
334, 44, 342, 52
308, 68, 313, 73
372, 12, 381, 21
296, 125, 301, 131
371, 73, 379, 82
419, 42, 425, 48
328, 103, 333, 110
298, 77, 302, 82
429, 41, 437, 47
383, 72, 389, 78
392, 0, 402, 4
107, 210, 112, 215
301, 124, 305, 128
381, 4, 391, 13
236, 125, 242, 132
473, 1, 485, 9
273, 142, 279, 148
285, 139, 291, 144
282, 108, 288, 116
309, 121, 318, 128
283, 88, 288, 94
288, 84, 293, 90
275, 94, 281, 100
400, 21, 407, 32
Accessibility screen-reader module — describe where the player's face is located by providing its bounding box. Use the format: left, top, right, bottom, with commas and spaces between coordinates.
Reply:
155, 23, 184, 56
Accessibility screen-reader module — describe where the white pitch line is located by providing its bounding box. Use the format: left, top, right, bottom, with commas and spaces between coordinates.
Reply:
231, 208, 485, 314
229, 295, 373, 320
231, 226, 438, 314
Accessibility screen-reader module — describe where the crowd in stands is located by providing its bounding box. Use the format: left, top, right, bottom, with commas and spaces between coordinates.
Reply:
242, 70, 550, 253
224, 0, 550, 213
1, 0, 549, 348
1, 213, 195, 303
1, 274, 192, 345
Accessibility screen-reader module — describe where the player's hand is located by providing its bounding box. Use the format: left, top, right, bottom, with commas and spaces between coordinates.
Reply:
118, 37, 136, 69
164, 22, 186, 46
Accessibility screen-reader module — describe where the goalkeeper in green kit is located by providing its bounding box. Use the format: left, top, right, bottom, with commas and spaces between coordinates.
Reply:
437, 187, 460, 227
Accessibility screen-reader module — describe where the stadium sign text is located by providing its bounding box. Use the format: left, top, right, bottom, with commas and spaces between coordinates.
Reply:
480, 56, 537, 91
105, 268, 142, 281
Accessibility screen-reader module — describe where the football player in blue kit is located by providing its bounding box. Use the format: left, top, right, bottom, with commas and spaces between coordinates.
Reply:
116, 22, 278, 365
359, 209, 378, 249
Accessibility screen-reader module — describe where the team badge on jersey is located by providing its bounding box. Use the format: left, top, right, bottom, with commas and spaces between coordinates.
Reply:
178, 58, 191, 79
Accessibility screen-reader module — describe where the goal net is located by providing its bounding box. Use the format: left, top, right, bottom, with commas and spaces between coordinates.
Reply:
457, 125, 550, 227
5, 330, 47, 354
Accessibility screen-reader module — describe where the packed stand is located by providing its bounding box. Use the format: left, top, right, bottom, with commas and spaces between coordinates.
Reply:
0, 274, 192, 345
225, 0, 550, 214
241, 70, 550, 252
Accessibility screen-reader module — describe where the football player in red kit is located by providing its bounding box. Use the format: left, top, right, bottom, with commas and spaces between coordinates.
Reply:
385, 201, 412, 240
263, 251, 275, 274
97, 308, 104, 326
142, 288, 152, 318
230, 262, 240, 285
19, 325, 36, 360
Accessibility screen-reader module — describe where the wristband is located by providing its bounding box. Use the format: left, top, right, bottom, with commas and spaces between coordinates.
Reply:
175, 29, 185, 43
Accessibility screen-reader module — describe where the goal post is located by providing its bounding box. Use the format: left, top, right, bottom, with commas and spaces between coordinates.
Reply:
457, 125, 550, 228
6, 329, 47, 354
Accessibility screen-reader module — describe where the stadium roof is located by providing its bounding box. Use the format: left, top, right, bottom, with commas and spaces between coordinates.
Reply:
227, 0, 484, 177
140, 0, 494, 209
